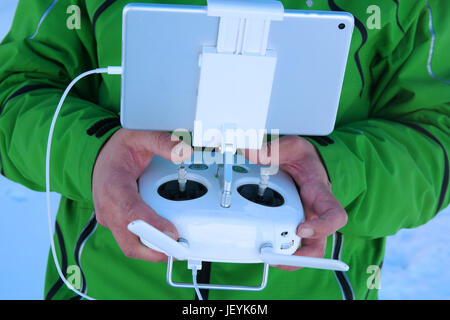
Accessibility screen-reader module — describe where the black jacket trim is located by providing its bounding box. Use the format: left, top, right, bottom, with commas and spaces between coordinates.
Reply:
87, 117, 120, 138
0, 84, 58, 116
73, 214, 98, 298
328, 0, 368, 98
306, 136, 335, 147
45, 222, 68, 300
400, 122, 449, 214
92, 0, 117, 35
0, 152, 4, 176
95, 118, 121, 138
195, 262, 211, 300
332, 232, 354, 300
392, 0, 406, 34
0, 84, 58, 176
87, 118, 113, 135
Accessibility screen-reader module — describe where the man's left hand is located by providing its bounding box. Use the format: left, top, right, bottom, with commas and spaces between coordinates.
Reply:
244, 135, 348, 271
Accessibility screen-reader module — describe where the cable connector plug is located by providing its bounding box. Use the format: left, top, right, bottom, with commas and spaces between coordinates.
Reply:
107, 66, 123, 75
188, 259, 203, 272
188, 259, 203, 300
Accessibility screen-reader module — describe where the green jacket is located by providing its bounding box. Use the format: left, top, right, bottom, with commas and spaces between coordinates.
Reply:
0, 0, 448, 300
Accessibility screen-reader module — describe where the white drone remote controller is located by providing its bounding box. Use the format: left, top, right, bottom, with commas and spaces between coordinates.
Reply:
123, 0, 352, 293
128, 152, 348, 292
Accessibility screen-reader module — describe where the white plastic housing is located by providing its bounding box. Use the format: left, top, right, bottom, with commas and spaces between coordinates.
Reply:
193, 47, 277, 150
128, 220, 190, 261
138, 155, 304, 263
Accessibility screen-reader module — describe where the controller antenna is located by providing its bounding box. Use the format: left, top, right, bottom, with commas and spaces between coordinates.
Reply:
221, 159, 233, 208
220, 145, 234, 208
178, 165, 187, 193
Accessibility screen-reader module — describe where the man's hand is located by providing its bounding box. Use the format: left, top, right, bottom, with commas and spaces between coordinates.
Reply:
244, 135, 348, 271
92, 128, 192, 262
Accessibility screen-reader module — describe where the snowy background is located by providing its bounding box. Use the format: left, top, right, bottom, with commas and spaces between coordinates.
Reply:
0, 0, 449, 300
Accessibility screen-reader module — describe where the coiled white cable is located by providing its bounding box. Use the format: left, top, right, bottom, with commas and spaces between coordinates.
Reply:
45, 67, 122, 300
47, 67, 206, 300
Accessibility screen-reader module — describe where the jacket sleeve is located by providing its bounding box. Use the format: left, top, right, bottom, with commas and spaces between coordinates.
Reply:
306, 1, 449, 239
0, 0, 120, 203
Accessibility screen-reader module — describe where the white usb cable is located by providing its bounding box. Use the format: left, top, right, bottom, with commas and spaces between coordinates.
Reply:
45, 67, 122, 300
47, 67, 208, 300
191, 267, 203, 300
188, 260, 204, 300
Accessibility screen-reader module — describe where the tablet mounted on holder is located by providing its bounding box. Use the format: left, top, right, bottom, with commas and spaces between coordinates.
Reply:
121, 0, 354, 294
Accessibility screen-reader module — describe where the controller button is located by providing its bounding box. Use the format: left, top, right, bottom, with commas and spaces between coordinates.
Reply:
188, 164, 209, 170
232, 165, 248, 173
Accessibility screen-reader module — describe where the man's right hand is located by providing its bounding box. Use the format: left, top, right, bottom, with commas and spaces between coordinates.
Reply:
92, 128, 192, 262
